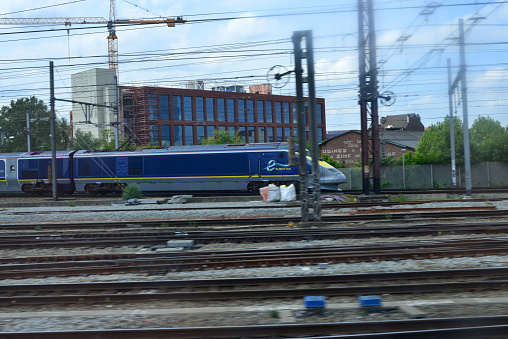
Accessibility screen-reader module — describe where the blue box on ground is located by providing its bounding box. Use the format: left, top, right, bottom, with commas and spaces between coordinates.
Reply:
358, 295, 382, 307
304, 296, 326, 308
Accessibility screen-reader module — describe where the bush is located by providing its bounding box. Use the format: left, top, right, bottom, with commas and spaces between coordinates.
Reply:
121, 184, 143, 200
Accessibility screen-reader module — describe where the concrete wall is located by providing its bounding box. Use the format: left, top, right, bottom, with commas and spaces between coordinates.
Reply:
71, 68, 117, 139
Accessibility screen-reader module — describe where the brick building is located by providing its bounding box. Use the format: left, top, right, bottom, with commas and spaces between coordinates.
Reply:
120, 85, 327, 147
321, 130, 424, 167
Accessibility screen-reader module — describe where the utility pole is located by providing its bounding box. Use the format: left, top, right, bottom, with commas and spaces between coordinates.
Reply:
293, 30, 321, 223
357, 0, 381, 195
114, 75, 120, 149
447, 59, 457, 188
449, 19, 472, 197
26, 110, 31, 153
49, 61, 58, 201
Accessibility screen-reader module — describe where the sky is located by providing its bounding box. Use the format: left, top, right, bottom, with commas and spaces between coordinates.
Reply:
1, 0, 508, 133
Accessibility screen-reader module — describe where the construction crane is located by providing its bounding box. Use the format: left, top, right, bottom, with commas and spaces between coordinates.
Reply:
0, 0, 185, 70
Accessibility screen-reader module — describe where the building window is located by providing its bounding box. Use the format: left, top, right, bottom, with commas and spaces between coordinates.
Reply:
149, 113, 158, 121
267, 127, 274, 142
196, 97, 204, 121
316, 103, 323, 124
160, 95, 169, 120
257, 101, 264, 123
238, 126, 246, 142
197, 126, 205, 144
185, 125, 194, 145
173, 96, 182, 121
228, 126, 236, 138
227, 99, 235, 122
206, 98, 214, 121
266, 101, 273, 123
217, 99, 226, 121
283, 102, 290, 123
276, 127, 283, 142
150, 130, 159, 138
174, 125, 182, 145
285, 127, 291, 140
318, 127, 324, 142
148, 94, 157, 104
275, 102, 282, 123
207, 126, 214, 137
237, 100, 245, 122
247, 100, 255, 122
161, 125, 170, 147
248, 126, 255, 142
258, 127, 266, 142
184, 96, 193, 121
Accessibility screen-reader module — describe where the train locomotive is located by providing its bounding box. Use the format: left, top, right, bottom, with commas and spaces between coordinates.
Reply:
0, 143, 347, 195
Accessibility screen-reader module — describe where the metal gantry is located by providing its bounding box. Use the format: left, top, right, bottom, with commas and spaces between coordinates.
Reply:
357, 0, 381, 195
293, 30, 321, 222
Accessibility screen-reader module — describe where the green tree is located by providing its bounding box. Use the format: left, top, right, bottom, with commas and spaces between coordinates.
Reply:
414, 116, 463, 164
0, 96, 70, 152
320, 154, 349, 168
71, 129, 104, 150
469, 116, 508, 162
201, 129, 243, 144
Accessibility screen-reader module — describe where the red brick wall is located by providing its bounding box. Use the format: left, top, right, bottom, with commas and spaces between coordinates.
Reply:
320, 132, 362, 167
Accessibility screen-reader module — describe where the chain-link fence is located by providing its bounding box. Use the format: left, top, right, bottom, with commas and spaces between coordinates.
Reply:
339, 162, 508, 190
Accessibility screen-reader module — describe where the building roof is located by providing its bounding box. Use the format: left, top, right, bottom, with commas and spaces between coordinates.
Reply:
321, 129, 423, 150
380, 113, 424, 131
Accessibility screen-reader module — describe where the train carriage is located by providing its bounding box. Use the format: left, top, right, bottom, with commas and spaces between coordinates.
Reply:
0, 151, 75, 194
72, 143, 346, 194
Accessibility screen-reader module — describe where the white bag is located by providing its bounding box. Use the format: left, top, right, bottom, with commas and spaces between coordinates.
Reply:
260, 184, 280, 202
280, 184, 296, 201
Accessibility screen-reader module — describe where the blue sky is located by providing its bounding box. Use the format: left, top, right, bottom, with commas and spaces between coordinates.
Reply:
1, 0, 507, 132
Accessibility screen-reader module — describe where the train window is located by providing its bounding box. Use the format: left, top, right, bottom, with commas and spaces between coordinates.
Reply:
279, 152, 285, 159
10, 165, 15, 172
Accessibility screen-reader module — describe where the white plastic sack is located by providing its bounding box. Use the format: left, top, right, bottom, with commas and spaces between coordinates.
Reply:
260, 184, 280, 202
280, 184, 297, 202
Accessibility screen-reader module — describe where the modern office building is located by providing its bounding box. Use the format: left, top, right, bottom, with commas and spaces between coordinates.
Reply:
70, 68, 327, 147
120, 85, 327, 147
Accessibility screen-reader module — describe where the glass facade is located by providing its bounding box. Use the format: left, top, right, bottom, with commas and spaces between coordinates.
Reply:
247, 100, 255, 122
185, 125, 193, 145
161, 125, 170, 147
173, 96, 182, 121
197, 126, 205, 143
217, 98, 226, 121
275, 102, 282, 123
196, 97, 204, 121
184, 96, 193, 121
174, 125, 182, 145
160, 95, 169, 120
123, 88, 325, 146
266, 101, 273, 123
237, 100, 245, 122
206, 98, 214, 121
227, 99, 235, 122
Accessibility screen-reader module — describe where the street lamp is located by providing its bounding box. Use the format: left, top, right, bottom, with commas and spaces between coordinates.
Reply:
401, 148, 406, 189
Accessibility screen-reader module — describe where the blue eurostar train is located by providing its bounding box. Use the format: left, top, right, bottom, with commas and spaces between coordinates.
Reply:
0, 143, 347, 195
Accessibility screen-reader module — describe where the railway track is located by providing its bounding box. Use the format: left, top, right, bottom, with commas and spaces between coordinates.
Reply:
2, 218, 508, 248
0, 205, 504, 231
2, 316, 508, 338
1, 267, 508, 305
2, 238, 508, 279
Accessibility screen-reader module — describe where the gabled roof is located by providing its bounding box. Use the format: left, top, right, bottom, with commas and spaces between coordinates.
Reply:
320, 129, 423, 150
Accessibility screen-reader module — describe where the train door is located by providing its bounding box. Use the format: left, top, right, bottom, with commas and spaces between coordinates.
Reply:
4, 158, 20, 192
248, 153, 262, 178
